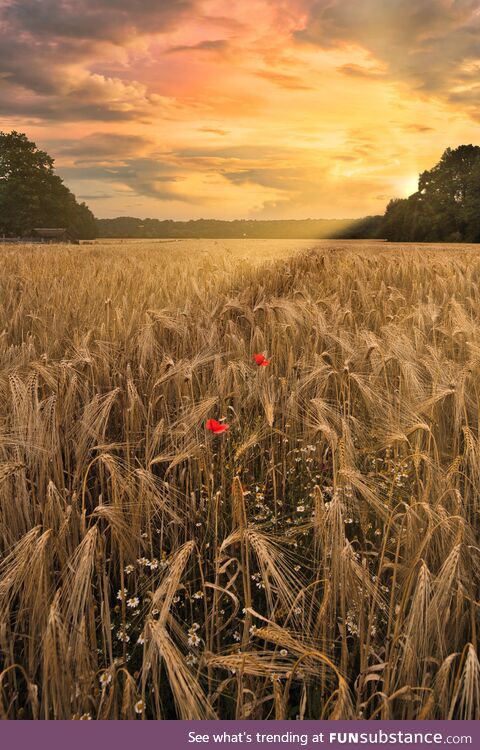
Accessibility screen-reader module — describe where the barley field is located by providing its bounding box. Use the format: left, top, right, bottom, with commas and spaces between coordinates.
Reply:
0, 238, 479, 720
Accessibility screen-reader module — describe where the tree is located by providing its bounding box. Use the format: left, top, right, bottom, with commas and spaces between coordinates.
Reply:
380, 145, 480, 243
0, 131, 97, 239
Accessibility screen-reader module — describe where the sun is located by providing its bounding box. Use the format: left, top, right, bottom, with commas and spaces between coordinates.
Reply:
399, 174, 420, 197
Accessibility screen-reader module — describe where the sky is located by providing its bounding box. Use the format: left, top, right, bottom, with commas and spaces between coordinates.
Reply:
1, 0, 480, 220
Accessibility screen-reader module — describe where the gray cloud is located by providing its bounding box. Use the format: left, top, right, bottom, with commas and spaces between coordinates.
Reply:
58, 157, 198, 202
224, 168, 304, 192
296, 0, 480, 116
175, 144, 290, 160
78, 193, 115, 200
167, 39, 230, 54
0, 84, 158, 122
0, 0, 197, 121
3, 0, 195, 44
51, 132, 155, 159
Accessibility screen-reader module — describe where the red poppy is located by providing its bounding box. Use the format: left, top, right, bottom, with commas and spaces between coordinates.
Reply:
206, 418, 229, 434
253, 353, 270, 367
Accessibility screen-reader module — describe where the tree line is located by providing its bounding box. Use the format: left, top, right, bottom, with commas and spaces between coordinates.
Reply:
95, 215, 380, 240
1, 131, 479, 242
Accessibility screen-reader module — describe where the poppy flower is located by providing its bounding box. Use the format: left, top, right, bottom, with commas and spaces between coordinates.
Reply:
253, 353, 270, 367
206, 418, 229, 434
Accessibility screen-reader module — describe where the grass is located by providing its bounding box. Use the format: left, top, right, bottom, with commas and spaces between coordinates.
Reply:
0, 238, 479, 720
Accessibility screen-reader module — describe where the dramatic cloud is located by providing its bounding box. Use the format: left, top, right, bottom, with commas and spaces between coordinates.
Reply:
167, 39, 230, 54
0, 75, 166, 122
297, 0, 480, 116
0, 0, 479, 218
0, 0, 195, 121
51, 133, 155, 160
59, 158, 192, 202
3, 0, 196, 43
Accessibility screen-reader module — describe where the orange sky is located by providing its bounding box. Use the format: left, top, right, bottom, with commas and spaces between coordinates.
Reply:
1, 0, 479, 219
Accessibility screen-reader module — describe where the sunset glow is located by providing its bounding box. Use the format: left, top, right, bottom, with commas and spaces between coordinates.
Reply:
1, 0, 479, 219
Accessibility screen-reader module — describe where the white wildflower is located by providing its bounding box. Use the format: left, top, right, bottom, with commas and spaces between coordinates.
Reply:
99, 672, 112, 688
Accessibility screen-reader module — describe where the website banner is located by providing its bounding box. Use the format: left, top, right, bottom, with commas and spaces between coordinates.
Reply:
1, 722, 478, 750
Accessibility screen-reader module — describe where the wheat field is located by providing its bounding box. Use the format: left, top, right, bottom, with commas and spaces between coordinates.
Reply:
0, 238, 479, 720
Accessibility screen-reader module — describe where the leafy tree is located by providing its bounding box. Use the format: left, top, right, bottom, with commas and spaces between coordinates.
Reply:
380, 145, 480, 242
0, 131, 97, 239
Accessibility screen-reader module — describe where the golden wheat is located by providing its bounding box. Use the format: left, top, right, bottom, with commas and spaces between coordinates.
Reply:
0, 238, 479, 719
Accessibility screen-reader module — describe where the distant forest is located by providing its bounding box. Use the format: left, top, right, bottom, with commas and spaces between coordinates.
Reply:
96, 215, 381, 240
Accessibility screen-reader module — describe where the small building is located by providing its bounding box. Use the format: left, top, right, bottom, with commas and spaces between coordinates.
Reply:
27, 228, 79, 244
